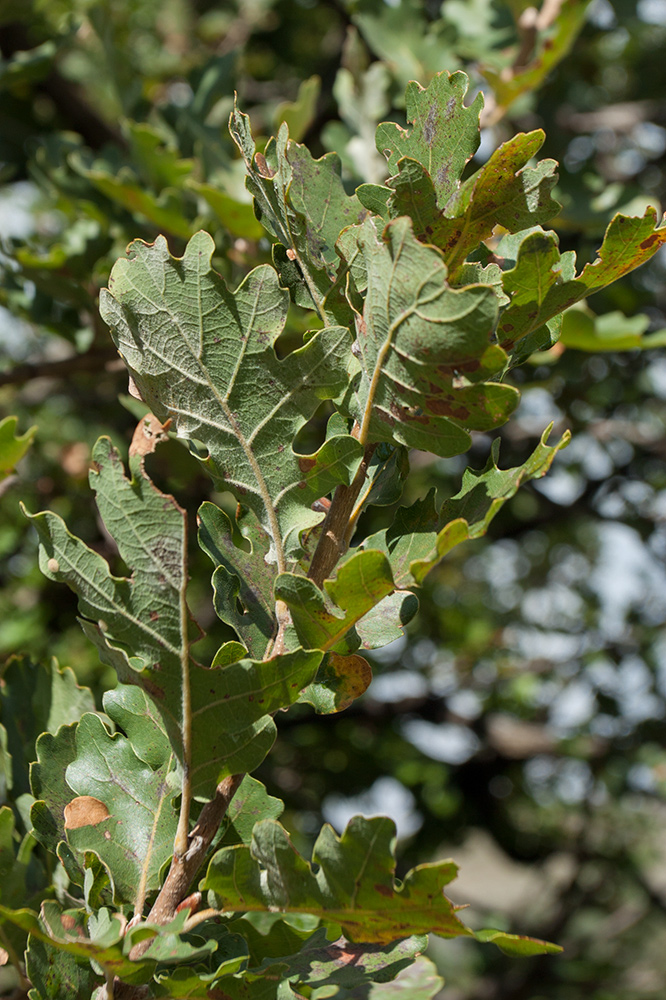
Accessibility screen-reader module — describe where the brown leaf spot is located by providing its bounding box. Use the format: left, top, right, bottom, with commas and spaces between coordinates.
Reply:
427, 397, 470, 421
297, 480, 307, 490
640, 234, 659, 250
129, 414, 172, 459
374, 883, 393, 897
436, 163, 450, 189
255, 152, 275, 178
64, 796, 110, 829
298, 456, 317, 473
60, 913, 77, 932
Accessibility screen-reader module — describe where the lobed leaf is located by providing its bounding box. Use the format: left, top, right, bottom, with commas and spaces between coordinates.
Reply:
27, 436, 321, 798
384, 131, 559, 276
198, 501, 277, 659
375, 72, 482, 207
0, 655, 94, 799
204, 815, 560, 956
64, 713, 178, 906
275, 549, 396, 654
499, 209, 666, 359
100, 231, 363, 562
203, 814, 471, 944
339, 216, 519, 456
30, 724, 81, 869
103, 683, 172, 771
359, 425, 570, 587
230, 103, 367, 320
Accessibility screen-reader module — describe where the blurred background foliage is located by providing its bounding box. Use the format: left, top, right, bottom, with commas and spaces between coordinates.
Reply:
2, 0, 666, 997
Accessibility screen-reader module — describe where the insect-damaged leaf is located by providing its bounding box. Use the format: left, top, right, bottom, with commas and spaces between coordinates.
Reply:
499, 208, 666, 359
26, 436, 320, 799
359, 426, 570, 587
339, 216, 519, 455
203, 815, 471, 944
203, 815, 560, 954
99, 231, 363, 561
385, 131, 559, 276
375, 72, 483, 208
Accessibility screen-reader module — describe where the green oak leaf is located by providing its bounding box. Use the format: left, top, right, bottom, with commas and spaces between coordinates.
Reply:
275, 549, 396, 654
355, 443, 410, 514
275, 75, 321, 143
441, 131, 559, 272
359, 425, 570, 587
480, 0, 588, 116
351, 955, 443, 998
474, 928, 562, 957
0, 655, 94, 798
26, 935, 102, 1000
0, 806, 34, 963
375, 72, 483, 207
99, 231, 363, 562
187, 180, 265, 240
355, 590, 419, 650
0, 415, 35, 481
71, 153, 195, 240
198, 501, 277, 659
386, 130, 559, 276
79, 615, 320, 796
229, 102, 367, 320
0, 903, 157, 985
126, 121, 195, 190
204, 815, 559, 954
64, 712, 179, 906
298, 652, 373, 714
103, 683, 172, 771
217, 776, 284, 848
30, 724, 81, 870
338, 216, 518, 456
560, 306, 666, 352
499, 209, 666, 358
27, 436, 321, 798
351, 0, 458, 92
203, 815, 471, 944
251, 926, 428, 994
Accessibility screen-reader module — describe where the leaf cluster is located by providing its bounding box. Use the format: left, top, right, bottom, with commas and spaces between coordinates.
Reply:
1, 10, 666, 996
